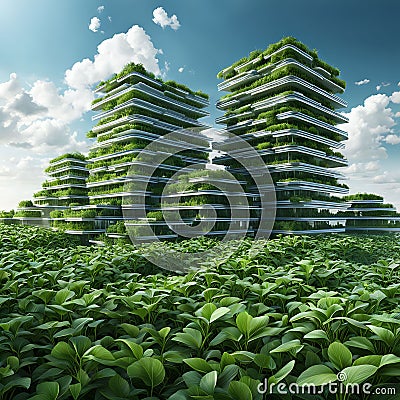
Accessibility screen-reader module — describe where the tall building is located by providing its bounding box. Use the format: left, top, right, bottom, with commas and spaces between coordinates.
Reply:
215, 37, 349, 234
51, 63, 210, 241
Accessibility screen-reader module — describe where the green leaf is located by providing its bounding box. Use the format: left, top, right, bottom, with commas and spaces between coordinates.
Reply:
270, 339, 303, 354
328, 342, 352, 370
269, 360, 295, 385
380, 354, 400, 367
69, 383, 81, 400
116, 339, 143, 359
344, 336, 375, 352
210, 307, 230, 323
51, 341, 76, 362
127, 357, 165, 388
108, 374, 130, 397
159, 327, 170, 339
304, 329, 328, 341
36, 381, 60, 400
254, 354, 276, 370
183, 358, 213, 374
228, 381, 252, 400
199, 371, 217, 394
367, 325, 395, 346
297, 365, 337, 386
341, 365, 378, 384
353, 355, 381, 367
218, 365, 239, 388
173, 328, 202, 349
236, 312, 252, 335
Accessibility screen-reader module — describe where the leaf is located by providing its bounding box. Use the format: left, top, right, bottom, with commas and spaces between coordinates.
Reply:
270, 339, 303, 354
236, 312, 252, 335
254, 354, 276, 370
328, 342, 352, 370
127, 357, 165, 388
173, 328, 202, 349
116, 339, 143, 359
341, 365, 378, 384
51, 341, 76, 362
199, 371, 217, 394
228, 381, 252, 400
380, 354, 400, 367
218, 365, 240, 388
36, 382, 60, 400
269, 360, 295, 385
304, 330, 328, 341
353, 355, 381, 367
69, 383, 81, 400
210, 307, 230, 323
159, 327, 171, 339
183, 358, 213, 374
367, 325, 395, 346
108, 374, 130, 397
297, 365, 337, 386
344, 336, 375, 352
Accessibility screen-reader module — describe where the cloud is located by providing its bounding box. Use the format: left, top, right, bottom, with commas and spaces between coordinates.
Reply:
152, 7, 180, 30
355, 79, 370, 86
97, 6, 104, 13
395, 111, 400, 118
385, 134, 400, 145
6, 92, 47, 116
389, 91, 400, 104
342, 93, 395, 162
89, 17, 101, 33
376, 82, 391, 91
65, 25, 161, 89
108, 16, 112, 22
178, 67, 184, 73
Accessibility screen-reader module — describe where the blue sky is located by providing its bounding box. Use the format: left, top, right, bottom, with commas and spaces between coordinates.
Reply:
1, 0, 400, 209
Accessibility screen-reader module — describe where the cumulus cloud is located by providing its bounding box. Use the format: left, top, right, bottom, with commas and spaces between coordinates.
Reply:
89, 17, 101, 32
389, 91, 400, 104
385, 134, 400, 145
355, 79, 370, 86
97, 5, 104, 13
178, 67, 184, 73
65, 25, 161, 89
342, 94, 395, 162
152, 7, 180, 30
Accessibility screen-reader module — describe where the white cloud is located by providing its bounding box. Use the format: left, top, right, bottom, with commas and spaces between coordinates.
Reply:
342, 90, 400, 210
178, 67, 184, 73
342, 93, 395, 162
152, 7, 180, 31
376, 85, 381, 91
108, 16, 112, 22
89, 17, 101, 33
389, 91, 400, 104
97, 6, 105, 13
65, 25, 161, 89
385, 134, 400, 145
395, 111, 400, 118
0, 23, 163, 210
355, 79, 370, 86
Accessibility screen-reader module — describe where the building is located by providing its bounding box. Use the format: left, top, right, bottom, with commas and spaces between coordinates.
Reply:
215, 37, 350, 234
50, 63, 210, 242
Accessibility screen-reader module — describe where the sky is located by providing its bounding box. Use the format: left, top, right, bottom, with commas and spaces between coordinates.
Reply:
1, 0, 400, 210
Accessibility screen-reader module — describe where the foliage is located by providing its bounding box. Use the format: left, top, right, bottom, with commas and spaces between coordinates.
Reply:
50, 153, 87, 164
18, 200, 34, 208
0, 225, 400, 399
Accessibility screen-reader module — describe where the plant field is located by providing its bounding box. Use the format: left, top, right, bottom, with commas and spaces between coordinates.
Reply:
0, 224, 399, 399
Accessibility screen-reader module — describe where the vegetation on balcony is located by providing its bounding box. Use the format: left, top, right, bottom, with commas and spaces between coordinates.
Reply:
218, 37, 342, 82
